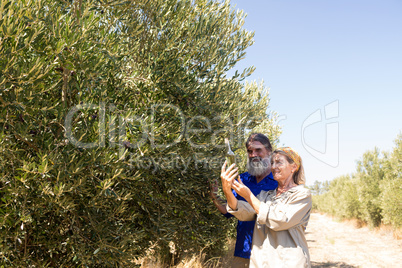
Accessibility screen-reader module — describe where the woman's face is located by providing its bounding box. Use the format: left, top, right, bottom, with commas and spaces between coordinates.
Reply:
271, 153, 295, 183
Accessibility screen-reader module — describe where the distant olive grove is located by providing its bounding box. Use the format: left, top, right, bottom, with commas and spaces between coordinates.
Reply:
311, 134, 401, 229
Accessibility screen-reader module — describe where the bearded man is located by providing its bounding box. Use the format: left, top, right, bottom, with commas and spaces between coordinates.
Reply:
210, 133, 278, 268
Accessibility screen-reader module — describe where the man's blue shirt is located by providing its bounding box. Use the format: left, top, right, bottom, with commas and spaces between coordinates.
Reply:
224, 172, 277, 259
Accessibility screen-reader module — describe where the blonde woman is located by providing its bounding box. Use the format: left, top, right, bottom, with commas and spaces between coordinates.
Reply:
221, 147, 312, 268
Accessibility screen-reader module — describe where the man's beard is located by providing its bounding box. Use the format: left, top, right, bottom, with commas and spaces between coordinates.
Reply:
247, 157, 271, 177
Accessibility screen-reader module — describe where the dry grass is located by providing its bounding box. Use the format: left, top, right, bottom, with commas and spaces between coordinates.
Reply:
320, 212, 402, 240
341, 217, 367, 229
341, 218, 402, 240
392, 228, 402, 240
138, 239, 236, 268
374, 224, 402, 240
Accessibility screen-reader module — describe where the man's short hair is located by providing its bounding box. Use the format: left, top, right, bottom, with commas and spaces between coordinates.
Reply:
245, 133, 272, 152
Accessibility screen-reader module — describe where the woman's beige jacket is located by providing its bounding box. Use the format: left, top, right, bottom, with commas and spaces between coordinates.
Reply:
227, 185, 312, 268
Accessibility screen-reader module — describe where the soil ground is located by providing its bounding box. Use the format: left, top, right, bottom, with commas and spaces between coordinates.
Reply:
306, 212, 402, 268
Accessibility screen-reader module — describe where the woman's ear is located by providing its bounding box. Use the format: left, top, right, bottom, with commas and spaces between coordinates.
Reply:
291, 163, 297, 173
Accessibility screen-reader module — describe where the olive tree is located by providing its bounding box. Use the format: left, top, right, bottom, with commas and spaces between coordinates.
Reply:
0, 0, 281, 266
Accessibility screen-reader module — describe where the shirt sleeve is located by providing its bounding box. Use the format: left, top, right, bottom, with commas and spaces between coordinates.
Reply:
226, 200, 257, 222
223, 212, 233, 218
221, 175, 244, 218
257, 189, 312, 231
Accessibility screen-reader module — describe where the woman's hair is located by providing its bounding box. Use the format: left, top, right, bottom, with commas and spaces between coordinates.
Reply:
245, 133, 272, 152
272, 149, 305, 185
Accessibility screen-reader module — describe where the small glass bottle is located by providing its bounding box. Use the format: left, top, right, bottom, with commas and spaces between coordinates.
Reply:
225, 138, 236, 167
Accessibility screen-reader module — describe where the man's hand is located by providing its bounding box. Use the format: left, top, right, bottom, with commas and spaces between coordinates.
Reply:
209, 178, 228, 214
209, 179, 220, 199
209, 179, 225, 205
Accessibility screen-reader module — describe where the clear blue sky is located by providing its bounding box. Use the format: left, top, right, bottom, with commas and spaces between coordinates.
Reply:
229, 0, 402, 185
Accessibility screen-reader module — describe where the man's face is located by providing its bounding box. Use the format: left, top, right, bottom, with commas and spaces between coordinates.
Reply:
246, 141, 271, 177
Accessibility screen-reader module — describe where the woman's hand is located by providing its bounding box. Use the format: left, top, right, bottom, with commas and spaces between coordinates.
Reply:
220, 161, 238, 193
220, 161, 239, 210
232, 176, 251, 200
232, 177, 261, 214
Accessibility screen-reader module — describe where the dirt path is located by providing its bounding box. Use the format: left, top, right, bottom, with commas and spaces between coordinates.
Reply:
306, 213, 402, 268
